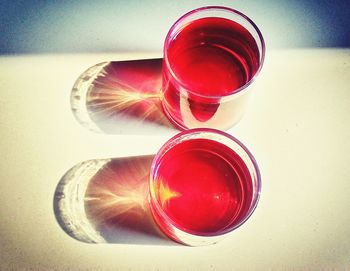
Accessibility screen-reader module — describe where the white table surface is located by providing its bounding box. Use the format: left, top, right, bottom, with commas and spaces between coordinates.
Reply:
0, 49, 349, 270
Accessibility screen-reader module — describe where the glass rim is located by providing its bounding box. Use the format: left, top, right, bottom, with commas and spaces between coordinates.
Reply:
163, 6, 266, 100
149, 128, 261, 239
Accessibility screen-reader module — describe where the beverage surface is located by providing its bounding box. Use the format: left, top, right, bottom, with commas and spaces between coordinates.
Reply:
154, 138, 253, 234
166, 17, 260, 97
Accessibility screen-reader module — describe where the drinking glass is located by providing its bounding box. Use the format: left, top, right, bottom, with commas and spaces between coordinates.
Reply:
162, 6, 265, 130
149, 128, 261, 246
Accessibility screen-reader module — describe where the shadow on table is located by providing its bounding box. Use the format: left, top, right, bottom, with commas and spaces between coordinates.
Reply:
53, 155, 175, 245
70, 58, 176, 134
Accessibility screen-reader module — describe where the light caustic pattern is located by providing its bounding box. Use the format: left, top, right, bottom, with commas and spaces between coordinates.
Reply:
85, 59, 171, 126
85, 176, 148, 220
54, 156, 169, 244
156, 178, 181, 208
84, 156, 153, 226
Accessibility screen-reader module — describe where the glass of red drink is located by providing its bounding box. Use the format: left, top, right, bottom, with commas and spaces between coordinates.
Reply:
162, 6, 265, 130
149, 128, 261, 246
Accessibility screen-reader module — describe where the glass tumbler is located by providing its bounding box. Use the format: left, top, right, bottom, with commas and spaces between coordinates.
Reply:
161, 6, 265, 130
149, 128, 261, 246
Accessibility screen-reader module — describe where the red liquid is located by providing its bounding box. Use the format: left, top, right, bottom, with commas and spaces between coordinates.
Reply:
163, 17, 261, 127
153, 138, 253, 235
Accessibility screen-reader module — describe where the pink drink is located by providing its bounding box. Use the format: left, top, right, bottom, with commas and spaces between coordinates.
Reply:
149, 129, 261, 246
162, 7, 265, 130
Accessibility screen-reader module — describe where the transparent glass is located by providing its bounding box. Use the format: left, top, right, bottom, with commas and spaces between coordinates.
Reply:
162, 6, 265, 130
149, 128, 261, 246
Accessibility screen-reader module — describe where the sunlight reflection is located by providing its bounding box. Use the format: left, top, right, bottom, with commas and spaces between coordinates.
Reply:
54, 156, 172, 244
71, 58, 175, 134
84, 157, 150, 224
84, 156, 170, 243
86, 59, 169, 125
156, 178, 181, 208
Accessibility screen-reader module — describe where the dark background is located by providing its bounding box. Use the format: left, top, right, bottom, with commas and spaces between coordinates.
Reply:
1, 0, 349, 54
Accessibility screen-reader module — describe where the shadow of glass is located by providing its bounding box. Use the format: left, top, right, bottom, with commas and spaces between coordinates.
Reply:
53, 155, 175, 245
71, 58, 176, 134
